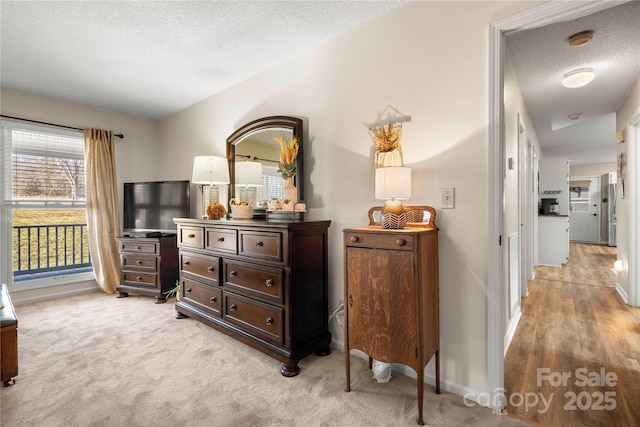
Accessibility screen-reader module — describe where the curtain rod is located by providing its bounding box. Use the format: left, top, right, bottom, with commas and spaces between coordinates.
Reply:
0, 114, 124, 139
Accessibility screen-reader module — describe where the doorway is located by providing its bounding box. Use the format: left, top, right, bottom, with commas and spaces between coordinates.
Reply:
488, 0, 639, 412
569, 175, 600, 243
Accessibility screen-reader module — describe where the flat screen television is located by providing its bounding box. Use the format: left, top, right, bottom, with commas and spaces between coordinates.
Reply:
123, 180, 190, 235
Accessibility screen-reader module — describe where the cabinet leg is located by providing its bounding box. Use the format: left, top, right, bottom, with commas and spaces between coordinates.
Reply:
435, 349, 441, 394
175, 310, 188, 319
280, 361, 300, 377
116, 291, 128, 298
417, 368, 425, 426
154, 295, 167, 304
345, 349, 351, 392
314, 346, 331, 357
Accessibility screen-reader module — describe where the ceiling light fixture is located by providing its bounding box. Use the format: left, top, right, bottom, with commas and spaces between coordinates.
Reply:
568, 113, 583, 121
562, 68, 595, 88
568, 30, 594, 47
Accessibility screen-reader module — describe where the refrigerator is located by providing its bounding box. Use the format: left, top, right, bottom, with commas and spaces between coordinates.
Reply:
602, 172, 617, 247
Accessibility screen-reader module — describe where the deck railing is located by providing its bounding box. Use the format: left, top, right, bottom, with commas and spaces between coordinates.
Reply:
13, 224, 92, 276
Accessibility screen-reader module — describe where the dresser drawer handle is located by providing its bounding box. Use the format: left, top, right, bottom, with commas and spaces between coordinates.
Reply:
188, 234, 196, 238
184, 261, 190, 266
136, 276, 142, 282
207, 266, 215, 272
185, 288, 192, 294
210, 296, 217, 303
230, 304, 237, 311
229, 271, 237, 278
350, 236, 359, 243
265, 279, 274, 287
136, 260, 142, 266
217, 237, 225, 242
266, 317, 274, 326
136, 245, 141, 250
255, 241, 264, 247
396, 239, 406, 246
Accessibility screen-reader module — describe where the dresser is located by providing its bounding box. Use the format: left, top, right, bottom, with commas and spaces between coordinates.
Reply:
343, 206, 440, 426
173, 218, 331, 376
115, 235, 179, 303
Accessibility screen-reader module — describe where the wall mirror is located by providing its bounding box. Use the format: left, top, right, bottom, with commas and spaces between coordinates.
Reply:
226, 116, 303, 217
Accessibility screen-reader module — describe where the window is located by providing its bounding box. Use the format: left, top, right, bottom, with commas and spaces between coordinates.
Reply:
1, 120, 92, 288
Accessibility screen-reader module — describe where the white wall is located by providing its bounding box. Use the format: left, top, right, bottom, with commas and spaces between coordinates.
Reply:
0, 87, 159, 303
159, 1, 536, 397
615, 76, 640, 301
570, 163, 616, 177
503, 54, 542, 333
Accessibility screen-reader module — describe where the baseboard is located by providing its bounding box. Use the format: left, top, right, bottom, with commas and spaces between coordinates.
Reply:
616, 282, 629, 304
11, 281, 99, 305
504, 306, 522, 357
330, 340, 486, 407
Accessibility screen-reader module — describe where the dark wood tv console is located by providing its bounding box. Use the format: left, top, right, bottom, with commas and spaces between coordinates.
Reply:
173, 218, 331, 376
115, 234, 179, 303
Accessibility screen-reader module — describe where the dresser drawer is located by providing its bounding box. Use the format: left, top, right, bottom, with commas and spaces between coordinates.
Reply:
344, 231, 415, 251
239, 231, 281, 261
223, 260, 284, 304
178, 225, 204, 249
119, 240, 158, 255
180, 252, 219, 286
205, 228, 237, 254
224, 292, 283, 345
122, 271, 157, 288
121, 255, 157, 272
181, 277, 222, 317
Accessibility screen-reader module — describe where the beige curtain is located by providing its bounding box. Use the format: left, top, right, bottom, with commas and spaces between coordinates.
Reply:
84, 129, 120, 294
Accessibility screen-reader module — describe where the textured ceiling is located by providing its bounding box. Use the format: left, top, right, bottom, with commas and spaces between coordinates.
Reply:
0, 0, 408, 119
506, 1, 640, 165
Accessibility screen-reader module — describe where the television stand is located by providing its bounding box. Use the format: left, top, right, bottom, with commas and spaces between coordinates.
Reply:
115, 234, 178, 303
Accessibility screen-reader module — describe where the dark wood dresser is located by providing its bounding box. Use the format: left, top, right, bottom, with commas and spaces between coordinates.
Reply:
343, 206, 440, 426
115, 235, 179, 303
173, 218, 331, 376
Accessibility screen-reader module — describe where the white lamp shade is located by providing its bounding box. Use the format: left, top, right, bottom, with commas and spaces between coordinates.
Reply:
375, 167, 411, 200
235, 161, 264, 187
192, 156, 230, 185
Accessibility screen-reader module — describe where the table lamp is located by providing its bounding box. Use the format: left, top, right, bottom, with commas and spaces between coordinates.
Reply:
192, 156, 230, 218
375, 166, 411, 229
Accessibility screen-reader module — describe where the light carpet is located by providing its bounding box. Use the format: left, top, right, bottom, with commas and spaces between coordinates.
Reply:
1, 292, 526, 426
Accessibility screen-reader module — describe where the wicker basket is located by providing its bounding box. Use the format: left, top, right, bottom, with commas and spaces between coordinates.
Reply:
230, 199, 254, 219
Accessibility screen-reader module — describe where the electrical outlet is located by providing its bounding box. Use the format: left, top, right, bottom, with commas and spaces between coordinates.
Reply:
441, 188, 455, 209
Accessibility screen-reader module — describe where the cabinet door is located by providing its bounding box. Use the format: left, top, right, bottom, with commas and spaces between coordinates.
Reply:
346, 246, 417, 367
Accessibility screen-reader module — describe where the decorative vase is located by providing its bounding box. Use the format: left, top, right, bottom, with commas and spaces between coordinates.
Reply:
283, 178, 297, 209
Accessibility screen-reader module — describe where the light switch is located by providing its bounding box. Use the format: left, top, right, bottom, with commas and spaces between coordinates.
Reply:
441, 188, 455, 209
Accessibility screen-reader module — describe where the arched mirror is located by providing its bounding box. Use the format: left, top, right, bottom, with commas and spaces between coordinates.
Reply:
226, 116, 303, 218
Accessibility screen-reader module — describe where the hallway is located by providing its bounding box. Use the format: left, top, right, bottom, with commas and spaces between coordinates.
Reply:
505, 244, 640, 426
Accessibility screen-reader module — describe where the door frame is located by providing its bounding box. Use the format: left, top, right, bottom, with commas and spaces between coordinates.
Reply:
487, 0, 635, 411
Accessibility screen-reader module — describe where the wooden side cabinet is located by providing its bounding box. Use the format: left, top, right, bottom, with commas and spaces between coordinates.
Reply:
343, 208, 440, 426
115, 235, 179, 303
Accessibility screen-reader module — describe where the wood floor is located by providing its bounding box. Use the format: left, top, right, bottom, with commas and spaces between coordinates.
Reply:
534, 242, 618, 288
505, 244, 640, 426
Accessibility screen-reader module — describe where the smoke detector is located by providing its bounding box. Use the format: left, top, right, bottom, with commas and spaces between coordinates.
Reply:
568, 31, 594, 47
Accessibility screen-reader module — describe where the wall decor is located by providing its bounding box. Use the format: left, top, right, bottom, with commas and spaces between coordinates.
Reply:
366, 105, 411, 168
618, 151, 626, 199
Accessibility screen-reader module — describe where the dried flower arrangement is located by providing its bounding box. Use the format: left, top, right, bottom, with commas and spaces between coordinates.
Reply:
274, 135, 299, 179
371, 123, 403, 168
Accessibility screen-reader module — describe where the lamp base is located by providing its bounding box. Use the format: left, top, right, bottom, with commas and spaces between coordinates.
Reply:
381, 212, 407, 229
380, 199, 407, 229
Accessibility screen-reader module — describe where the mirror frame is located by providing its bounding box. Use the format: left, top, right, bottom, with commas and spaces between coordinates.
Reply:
226, 116, 304, 211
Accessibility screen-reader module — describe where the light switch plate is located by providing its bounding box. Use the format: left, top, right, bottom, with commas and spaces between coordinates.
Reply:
441, 188, 455, 209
